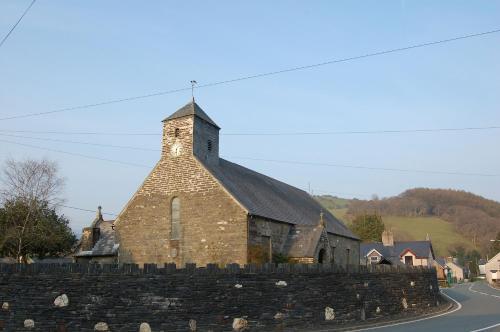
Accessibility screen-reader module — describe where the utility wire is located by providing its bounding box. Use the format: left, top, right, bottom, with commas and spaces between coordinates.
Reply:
0, 129, 160, 136
0, 138, 151, 168
1, 28, 500, 121
1, 137, 497, 177
222, 126, 500, 136
0, 134, 500, 177
0, 133, 160, 151
0, 0, 36, 49
224, 156, 500, 178
60, 204, 118, 217
1, 125, 500, 137
1, 136, 497, 177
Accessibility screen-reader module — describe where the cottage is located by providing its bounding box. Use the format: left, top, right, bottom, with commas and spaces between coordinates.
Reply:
434, 257, 465, 283
73, 206, 118, 264
77, 101, 360, 266
361, 230, 435, 267
485, 252, 500, 285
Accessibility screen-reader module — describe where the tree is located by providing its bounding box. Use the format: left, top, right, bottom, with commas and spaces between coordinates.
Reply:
0, 200, 76, 259
350, 214, 385, 242
0, 159, 74, 262
490, 231, 500, 257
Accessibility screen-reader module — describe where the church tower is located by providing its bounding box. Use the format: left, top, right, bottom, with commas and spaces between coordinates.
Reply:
161, 100, 220, 165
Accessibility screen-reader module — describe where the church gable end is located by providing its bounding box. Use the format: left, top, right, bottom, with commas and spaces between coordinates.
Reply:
115, 101, 248, 267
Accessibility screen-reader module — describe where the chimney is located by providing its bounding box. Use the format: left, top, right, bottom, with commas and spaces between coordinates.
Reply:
92, 206, 103, 246
80, 227, 93, 251
382, 230, 394, 247
78, 206, 103, 252
96, 206, 103, 221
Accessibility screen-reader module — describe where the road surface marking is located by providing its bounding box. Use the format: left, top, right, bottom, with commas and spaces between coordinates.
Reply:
469, 322, 500, 332
340, 290, 462, 331
469, 283, 500, 299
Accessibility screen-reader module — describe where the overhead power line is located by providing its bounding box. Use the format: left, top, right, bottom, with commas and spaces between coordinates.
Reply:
1, 28, 500, 121
0, 138, 151, 168
1, 125, 500, 137
223, 126, 500, 136
1, 138, 497, 177
60, 204, 118, 217
0, 129, 160, 136
225, 156, 500, 178
0, 133, 160, 151
0, 0, 36, 49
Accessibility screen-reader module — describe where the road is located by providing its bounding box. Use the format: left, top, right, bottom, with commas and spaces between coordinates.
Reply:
351, 281, 500, 332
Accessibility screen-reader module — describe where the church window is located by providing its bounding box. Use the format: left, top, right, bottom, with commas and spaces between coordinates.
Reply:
174, 128, 180, 138
207, 140, 212, 152
318, 248, 326, 264
171, 197, 181, 239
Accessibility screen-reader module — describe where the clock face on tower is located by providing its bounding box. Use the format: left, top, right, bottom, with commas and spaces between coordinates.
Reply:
170, 143, 182, 157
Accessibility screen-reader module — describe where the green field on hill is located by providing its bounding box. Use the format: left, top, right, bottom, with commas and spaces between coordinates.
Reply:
317, 191, 493, 257
326, 205, 475, 257
381, 216, 474, 257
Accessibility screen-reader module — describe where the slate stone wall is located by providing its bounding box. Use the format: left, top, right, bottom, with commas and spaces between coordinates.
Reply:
0, 263, 440, 332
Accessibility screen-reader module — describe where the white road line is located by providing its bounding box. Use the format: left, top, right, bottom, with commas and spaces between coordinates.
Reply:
469, 283, 500, 299
342, 290, 462, 332
469, 322, 500, 332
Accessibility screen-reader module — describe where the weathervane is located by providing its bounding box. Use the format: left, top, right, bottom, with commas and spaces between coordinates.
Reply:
190, 80, 198, 102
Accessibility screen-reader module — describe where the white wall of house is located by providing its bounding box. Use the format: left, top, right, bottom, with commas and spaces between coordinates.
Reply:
399, 251, 430, 267
486, 252, 500, 284
447, 261, 464, 281
479, 264, 486, 275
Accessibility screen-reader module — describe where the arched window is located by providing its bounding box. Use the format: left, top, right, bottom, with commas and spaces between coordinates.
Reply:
171, 197, 180, 239
318, 248, 326, 264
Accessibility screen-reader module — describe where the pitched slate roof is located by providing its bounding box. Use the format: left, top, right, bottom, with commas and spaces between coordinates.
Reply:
74, 219, 119, 258
361, 240, 434, 263
201, 158, 358, 240
163, 100, 220, 129
286, 224, 327, 257
435, 257, 447, 268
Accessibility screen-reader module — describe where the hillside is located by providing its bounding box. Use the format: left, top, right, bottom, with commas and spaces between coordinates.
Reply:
316, 188, 500, 256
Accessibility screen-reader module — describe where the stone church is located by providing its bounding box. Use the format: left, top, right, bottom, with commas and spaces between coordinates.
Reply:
76, 100, 360, 266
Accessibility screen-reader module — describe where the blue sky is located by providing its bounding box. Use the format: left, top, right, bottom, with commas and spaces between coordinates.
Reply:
1, 1, 499, 232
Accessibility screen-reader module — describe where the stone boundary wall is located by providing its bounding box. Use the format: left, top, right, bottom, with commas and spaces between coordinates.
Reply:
0, 263, 440, 332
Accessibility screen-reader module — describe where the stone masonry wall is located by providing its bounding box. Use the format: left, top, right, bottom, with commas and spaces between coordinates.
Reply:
0, 263, 441, 332
115, 116, 248, 266
248, 218, 361, 265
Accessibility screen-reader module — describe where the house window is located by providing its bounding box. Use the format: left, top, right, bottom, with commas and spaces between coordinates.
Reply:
207, 140, 212, 152
174, 128, 180, 138
171, 197, 181, 239
331, 246, 336, 264
346, 248, 350, 266
404, 255, 414, 266
370, 256, 379, 263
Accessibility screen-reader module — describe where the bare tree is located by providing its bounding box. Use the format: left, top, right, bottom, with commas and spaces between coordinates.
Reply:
0, 159, 65, 262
